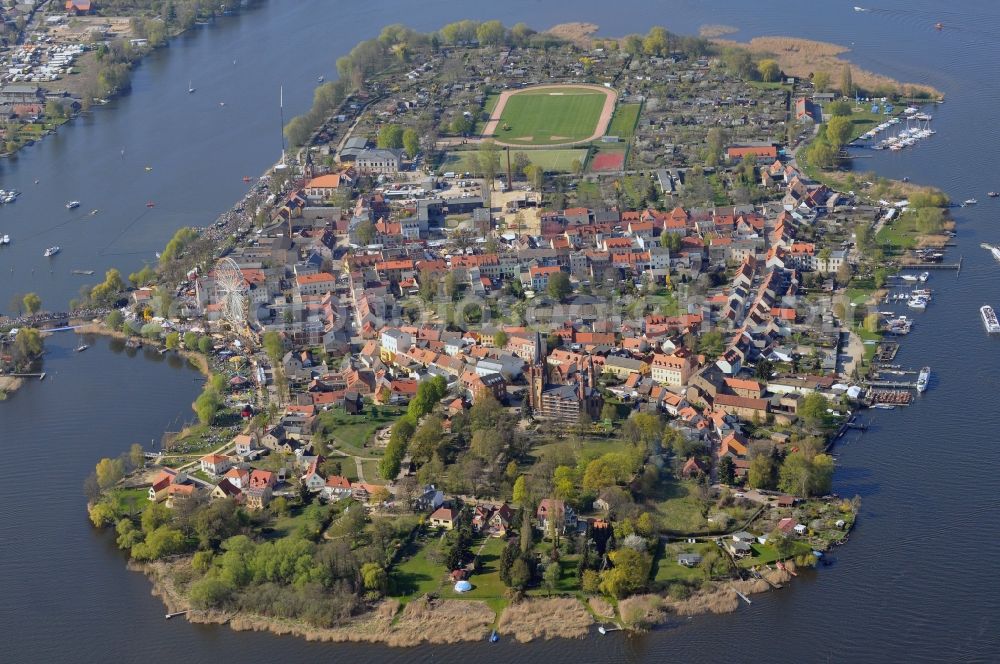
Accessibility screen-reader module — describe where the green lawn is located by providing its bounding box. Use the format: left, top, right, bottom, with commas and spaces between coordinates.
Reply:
874, 211, 921, 251
607, 103, 641, 139
650, 480, 712, 534
738, 540, 814, 568
441, 148, 588, 174
392, 534, 447, 602
108, 488, 150, 516
316, 405, 404, 455
440, 536, 508, 610
492, 87, 608, 145
653, 542, 715, 585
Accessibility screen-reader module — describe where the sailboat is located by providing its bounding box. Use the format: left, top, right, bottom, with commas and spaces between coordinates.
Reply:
188, 80, 196, 94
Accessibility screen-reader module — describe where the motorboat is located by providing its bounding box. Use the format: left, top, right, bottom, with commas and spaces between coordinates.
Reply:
916, 367, 930, 393
44, 246, 60, 257
66, 200, 80, 209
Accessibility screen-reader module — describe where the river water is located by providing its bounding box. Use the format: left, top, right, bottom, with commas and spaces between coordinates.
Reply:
1, 1, 998, 662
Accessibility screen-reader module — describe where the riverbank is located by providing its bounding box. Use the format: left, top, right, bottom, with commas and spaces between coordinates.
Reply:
1, 2, 264, 158
131, 553, 804, 646
714, 36, 943, 99
72, 321, 211, 378
0, 375, 23, 399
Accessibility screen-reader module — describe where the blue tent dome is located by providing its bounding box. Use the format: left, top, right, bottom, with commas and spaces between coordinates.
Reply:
454, 580, 472, 593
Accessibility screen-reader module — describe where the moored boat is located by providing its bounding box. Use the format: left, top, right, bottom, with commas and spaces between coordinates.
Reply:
981, 305, 1000, 334
916, 367, 930, 393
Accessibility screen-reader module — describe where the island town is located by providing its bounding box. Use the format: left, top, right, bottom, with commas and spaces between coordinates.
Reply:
1, 20, 954, 643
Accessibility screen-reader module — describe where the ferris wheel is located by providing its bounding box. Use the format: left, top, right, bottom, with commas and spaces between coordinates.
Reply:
215, 257, 249, 330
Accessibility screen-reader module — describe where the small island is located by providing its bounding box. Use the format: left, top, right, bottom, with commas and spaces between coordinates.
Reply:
74, 19, 952, 645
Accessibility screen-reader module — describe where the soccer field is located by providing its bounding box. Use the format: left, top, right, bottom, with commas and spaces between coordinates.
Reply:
493, 87, 609, 146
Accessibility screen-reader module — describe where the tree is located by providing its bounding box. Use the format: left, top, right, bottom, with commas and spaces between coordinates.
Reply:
355, 219, 376, 246
553, 466, 577, 503
546, 271, 572, 301
509, 557, 531, 589
523, 164, 544, 190
757, 59, 780, 83
512, 152, 531, 177
779, 451, 835, 497
747, 453, 777, 490
622, 34, 643, 55
827, 99, 852, 117
476, 20, 506, 47
755, 359, 774, 381
376, 124, 404, 149
840, 63, 854, 97
106, 309, 125, 331
512, 475, 527, 504
129, 443, 145, 469
493, 330, 508, 348
22, 292, 41, 315
165, 332, 180, 350
193, 385, 222, 425
543, 561, 561, 594
361, 562, 388, 595
813, 70, 831, 92
95, 457, 125, 490
480, 141, 501, 186
799, 392, 831, 428
697, 330, 725, 359
599, 547, 651, 598
449, 115, 474, 136
197, 336, 213, 354
826, 116, 853, 147
642, 26, 669, 56
719, 456, 736, 485
705, 127, 728, 167
12, 328, 43, 370
402, 127, 420, 158
520, 507, 533, 553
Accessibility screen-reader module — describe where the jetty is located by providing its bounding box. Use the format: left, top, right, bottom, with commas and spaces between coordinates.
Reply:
10, 372, 45, 380
165, 610, 189, 620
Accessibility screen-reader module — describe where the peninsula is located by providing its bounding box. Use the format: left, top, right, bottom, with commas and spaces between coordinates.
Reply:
69, 19, 952, 645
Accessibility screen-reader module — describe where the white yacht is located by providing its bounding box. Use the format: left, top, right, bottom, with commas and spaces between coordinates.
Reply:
981, 305, 1000, 334
916, 367, 930, 393
43, 246, 60, 257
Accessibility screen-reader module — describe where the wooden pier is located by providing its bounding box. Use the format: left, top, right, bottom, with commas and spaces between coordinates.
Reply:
865, 380, 917, 389
10, 372, 45, 380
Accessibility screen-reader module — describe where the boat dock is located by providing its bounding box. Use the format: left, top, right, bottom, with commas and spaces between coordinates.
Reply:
866, 389, 912, 406
10, 372, 45, 380
874, 342, 899, 363
865, 379, 918, 389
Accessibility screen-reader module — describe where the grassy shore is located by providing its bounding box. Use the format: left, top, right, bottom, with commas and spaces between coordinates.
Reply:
714, 36, 943, 99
